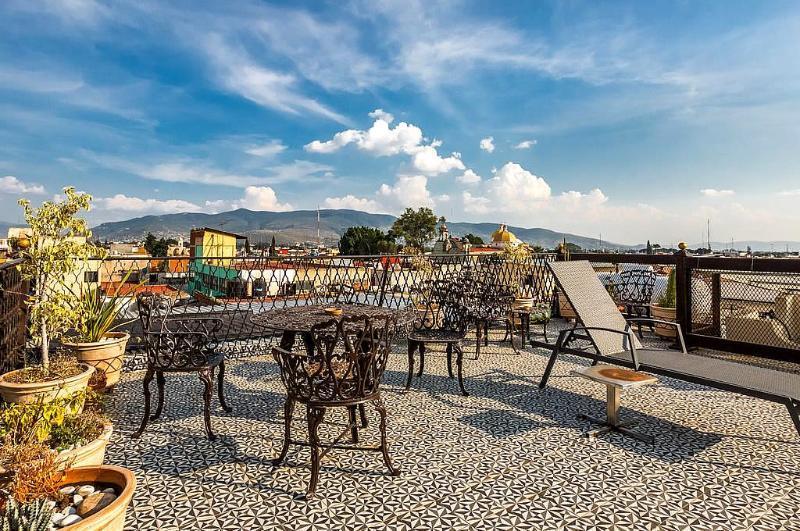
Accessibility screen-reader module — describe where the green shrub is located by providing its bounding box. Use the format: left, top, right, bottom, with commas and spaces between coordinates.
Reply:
657, 269, 677, 308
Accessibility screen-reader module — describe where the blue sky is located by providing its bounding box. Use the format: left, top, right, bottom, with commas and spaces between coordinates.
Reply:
1, 0, 799, 245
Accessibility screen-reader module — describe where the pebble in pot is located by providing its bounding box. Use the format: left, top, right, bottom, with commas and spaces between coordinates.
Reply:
77, 491, 117, 518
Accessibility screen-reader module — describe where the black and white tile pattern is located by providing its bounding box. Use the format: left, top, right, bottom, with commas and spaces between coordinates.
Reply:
105, 326, 800, 530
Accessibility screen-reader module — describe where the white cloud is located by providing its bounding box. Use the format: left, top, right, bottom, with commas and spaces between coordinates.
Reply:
323, 195, 382, 212
95, 194, 201, 213
306, 110, 463, 176
462, 191, 490, 214
239, 186, 292, 211
368, 109, 394, 124
0, 175, 45, 194
245, 139, 287, 157
456, 169, 482, 184
779, 189, 800, 196
87, 151, 331, 188
514, 140, 537, 150
205, 186, 292, 213
479, 136, 495, 153
556, 189, 609, 208
408, 145, 464, 175
378, 175, 435, 209
486, 162, 551, 210
202, 34, 349, 124
701, 188, 735, 197
305, 114, 422, 156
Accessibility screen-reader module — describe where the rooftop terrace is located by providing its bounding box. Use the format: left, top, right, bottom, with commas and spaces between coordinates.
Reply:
104, 327, 800, 530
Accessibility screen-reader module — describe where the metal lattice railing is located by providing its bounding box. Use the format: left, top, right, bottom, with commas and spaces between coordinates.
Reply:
0, 259, 28, 372
4, 252, 557, 370
690, 268, 800, 350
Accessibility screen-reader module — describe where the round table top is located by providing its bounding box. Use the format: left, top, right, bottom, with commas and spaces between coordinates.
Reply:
253, 303, 415, 333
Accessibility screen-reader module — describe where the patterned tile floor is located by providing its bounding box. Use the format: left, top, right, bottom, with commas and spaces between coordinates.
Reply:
105, 327, 800, 530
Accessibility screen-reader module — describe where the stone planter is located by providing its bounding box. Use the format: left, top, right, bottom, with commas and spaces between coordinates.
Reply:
0, 363, 94, 411
58, 465, 136, 531
650, 304, 677, 339
56, 423, 113, 471
63, 332, 130, 391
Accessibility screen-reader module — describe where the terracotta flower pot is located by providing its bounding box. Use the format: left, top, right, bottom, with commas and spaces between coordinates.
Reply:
650, 304, 677, 339
56, 423, 113, 471
0, 363, 94, 411
63, 332, 130, 391
58, 465, 136, 531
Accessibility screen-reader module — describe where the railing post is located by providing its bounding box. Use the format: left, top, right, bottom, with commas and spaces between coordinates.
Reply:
376, 259, 389, 307
674, 248, 691, 340
711, 273, 721, 336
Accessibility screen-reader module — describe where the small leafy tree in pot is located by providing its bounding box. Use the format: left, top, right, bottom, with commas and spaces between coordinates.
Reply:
657, 268, 677, 308
17, 188, 104, 370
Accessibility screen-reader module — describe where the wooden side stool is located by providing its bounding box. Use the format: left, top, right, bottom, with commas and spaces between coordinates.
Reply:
572, 365, 658, 443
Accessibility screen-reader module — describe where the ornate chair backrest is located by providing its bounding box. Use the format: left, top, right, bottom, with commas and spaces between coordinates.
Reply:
411, 279, 469, 334
273, 314, 396, 403
136, 292, 223, 370
466, 279, 515, 321
613, 269, 656, 305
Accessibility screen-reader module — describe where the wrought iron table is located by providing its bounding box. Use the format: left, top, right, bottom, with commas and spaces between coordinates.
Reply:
254, 303, 414, 354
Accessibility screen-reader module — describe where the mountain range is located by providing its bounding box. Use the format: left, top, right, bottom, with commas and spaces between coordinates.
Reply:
84, 208, 631, 250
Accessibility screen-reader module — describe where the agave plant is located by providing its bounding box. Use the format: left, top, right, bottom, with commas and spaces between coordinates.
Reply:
1, 498, 54, 531
70, 270, 138, 344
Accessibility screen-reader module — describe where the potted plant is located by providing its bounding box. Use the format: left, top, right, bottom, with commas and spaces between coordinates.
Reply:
651, 268, 677, 339
0, 189, 101, 406
1, 446, 135, 531
0, 394, 113, 471
0, 393, 134, 531
62, 278, 135, 391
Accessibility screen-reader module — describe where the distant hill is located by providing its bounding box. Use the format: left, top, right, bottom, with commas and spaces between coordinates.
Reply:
90, 208, 631, 250
689, 241, 800, 253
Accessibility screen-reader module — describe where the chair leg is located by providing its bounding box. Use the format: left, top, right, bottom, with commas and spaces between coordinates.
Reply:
475, 324, 482, 358
217, 361, 232, 413
787, 399, 800, 437
306, 405, 326, 498
132, 368, 154, 439
446, 343, 454, 378
417, 343, 426, 377
358, 403, 368, 428
348, 406, 360, 443
199, 369, 216, 441
374, 397, 400, 476
272, 398, 294, 466
484, 321, 489, 346
405, 341, 417, 391
150, 370, 165, 421
539, 348, 559, 389
455, 344, 469, 396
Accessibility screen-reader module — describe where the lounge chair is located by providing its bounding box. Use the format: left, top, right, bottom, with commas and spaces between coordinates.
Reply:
539, 260, 800, 437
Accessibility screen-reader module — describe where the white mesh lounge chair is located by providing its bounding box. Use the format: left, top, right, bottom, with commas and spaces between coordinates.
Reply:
540, 261, 800, 437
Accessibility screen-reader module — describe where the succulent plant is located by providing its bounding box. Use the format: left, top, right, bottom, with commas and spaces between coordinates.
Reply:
1, 497, 54, 531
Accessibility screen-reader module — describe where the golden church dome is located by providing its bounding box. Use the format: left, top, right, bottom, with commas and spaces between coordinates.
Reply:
491, 224, 519, 244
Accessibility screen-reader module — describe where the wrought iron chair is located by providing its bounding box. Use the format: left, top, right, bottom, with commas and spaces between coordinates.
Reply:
468, 280, 516, 356
133, 293, 232, 440
609, 269, 656, 337
271, 314, 399, 498
406, 280, 471, 396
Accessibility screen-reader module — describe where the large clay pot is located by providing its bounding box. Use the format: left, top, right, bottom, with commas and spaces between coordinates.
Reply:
63, 332, 129, 391
58, 465, 136, 531
56, 423, 113, 471
650, 304, 677, 339
0, 364, 94, 411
